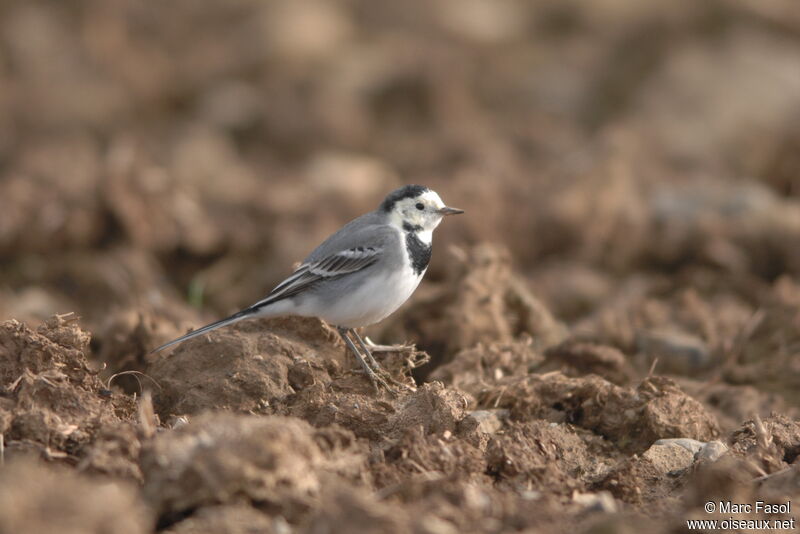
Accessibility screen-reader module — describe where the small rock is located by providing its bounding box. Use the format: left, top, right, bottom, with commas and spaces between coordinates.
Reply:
167, 416, 190, 430
695, 440, 728, 463
642, 441, 695, 474
573, 491, 618, 513
636, 329, 712, 374
654, 438, 706, 455
465, 409, 508, 434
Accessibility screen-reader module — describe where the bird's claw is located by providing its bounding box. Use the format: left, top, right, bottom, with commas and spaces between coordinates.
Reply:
350, 329, 415, 393
339, 327, 407, 395
358, 360, 392, 393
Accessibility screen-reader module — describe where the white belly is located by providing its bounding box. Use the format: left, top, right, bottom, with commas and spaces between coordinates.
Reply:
305, 264, 424, 328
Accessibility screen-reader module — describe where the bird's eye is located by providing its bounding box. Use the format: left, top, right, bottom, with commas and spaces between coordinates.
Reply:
415, 203, 424, 211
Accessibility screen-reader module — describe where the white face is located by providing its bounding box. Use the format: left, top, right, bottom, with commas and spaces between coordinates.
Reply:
389, 190, 447, 232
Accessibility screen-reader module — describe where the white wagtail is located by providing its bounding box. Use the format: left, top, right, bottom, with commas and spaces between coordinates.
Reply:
152, 185, 463, 389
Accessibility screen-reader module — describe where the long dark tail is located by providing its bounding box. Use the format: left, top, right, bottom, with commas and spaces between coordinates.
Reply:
150, 307, 258, 354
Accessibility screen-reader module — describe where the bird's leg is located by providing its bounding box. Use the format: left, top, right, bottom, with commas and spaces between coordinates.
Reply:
348, 329, 385, 371
337, 327, 389, 391
349, 329, 414, 391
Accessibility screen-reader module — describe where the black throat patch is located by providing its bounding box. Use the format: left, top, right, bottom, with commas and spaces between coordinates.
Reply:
402, 222, 431, 275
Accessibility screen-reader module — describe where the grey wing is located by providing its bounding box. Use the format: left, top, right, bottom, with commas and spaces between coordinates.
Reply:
251, 217, 397, 308
256, 246, 381, 304
302, 210, 387, 262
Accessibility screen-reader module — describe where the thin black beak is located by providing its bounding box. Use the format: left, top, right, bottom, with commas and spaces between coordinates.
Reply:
438, 206, 464, 216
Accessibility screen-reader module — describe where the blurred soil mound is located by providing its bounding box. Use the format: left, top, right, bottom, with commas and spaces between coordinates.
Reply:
141, 413, 367, 523
0, 458, 152, 534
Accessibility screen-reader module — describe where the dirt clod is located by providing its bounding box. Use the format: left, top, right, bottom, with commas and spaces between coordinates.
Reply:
479, 373, 720, 453
0, 458, 152, 534
148, 317, 343, 417
0, 315, 138, 475
141, 412, 366, 523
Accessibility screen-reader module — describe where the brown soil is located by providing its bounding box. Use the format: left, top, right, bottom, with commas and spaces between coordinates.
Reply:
2, 1, 800, 532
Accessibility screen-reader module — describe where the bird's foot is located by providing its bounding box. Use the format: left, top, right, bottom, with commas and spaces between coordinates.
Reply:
356, 358, 393, 393
371, 361, 415, 392
338, 327, 397, 394
351, 330, 415, 392
363, 337, 414, 353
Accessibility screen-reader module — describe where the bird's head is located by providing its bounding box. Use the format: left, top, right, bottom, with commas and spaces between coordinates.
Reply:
380, 185, 463, 234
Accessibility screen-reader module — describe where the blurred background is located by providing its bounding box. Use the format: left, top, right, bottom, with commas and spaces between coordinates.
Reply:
1, 0, 799, 401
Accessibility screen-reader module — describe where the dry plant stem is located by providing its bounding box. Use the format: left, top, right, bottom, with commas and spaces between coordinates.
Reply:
138, 390, 157, 439
753, 465, 796, 483
647, 357, 659, 377
8, 374, 23, 392
753, 414, 773, 449
106, 370, 162, 393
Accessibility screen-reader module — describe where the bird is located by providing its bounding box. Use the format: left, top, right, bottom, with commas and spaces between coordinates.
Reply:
151, 184, 463, 390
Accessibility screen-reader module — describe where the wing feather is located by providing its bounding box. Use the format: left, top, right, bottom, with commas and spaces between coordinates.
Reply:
251, 246, 382, 308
